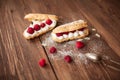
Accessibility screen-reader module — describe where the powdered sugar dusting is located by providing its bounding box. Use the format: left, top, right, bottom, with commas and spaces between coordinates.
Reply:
42, 34, 57, 47
41, 26, 104, 64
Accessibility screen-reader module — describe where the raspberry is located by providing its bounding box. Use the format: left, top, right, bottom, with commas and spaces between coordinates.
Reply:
64, 55, 72, 63
70, 30, 75, 33
34, 24, 41, 31
76, 41, 84, 49
39, 58, 46, 67
63, 32, 69, 35
49, 47, 57, 53
46, 19, 52, 25
78, 28, 85, 31
56, 33, 63, 37
27, 27, 34, 34
40, 23, 46, 28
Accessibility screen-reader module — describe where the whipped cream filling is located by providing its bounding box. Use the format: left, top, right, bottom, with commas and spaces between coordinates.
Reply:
52, 30, 85, 40
24, 19, 57, 37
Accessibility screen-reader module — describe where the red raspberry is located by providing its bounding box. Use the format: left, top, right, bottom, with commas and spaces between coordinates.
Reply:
27, 27, 34, 34
49, 47, 57, 53
70, 31, 75, 33
78, 28, 85, 31
39, 58, 46, 67
56, 33, 63, 37
63, 32, 69, 35
64, 55, 72, 63
34, 24, 41, 31
46, 19, 52, 25
76, 41, 84, 49
40, 23, 46, 28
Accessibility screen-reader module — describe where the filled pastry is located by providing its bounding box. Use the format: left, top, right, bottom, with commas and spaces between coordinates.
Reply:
23, 13, 58, 39
51, 20, 89, 42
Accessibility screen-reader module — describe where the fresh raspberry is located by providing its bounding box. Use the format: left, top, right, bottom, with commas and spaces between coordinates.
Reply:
64, 55, 72, 63
78, 28, 85, 31
27, 27, 34, 34
39, 58, 46, 67
76, 41, 84, 49
49, 47, 57, 53
40, 23, 46, 28
46, 19, 52, 25
70, 30, 75, 33
34, 24, 41, 31
56, 33, 63, 37
63, 32, 69, 35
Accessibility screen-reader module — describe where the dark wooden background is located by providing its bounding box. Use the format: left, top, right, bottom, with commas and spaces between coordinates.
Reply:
0, 0, 120, 80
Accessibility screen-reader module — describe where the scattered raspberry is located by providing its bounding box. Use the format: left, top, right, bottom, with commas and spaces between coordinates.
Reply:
27, 27, 34, 34
49, 47, 57, 53
76, 41, 84, 49
34, 24, 41, 31
46, 19, 52, 25
64, 55, 72, 63
56, 33, 63, 37
39, 58, 46, 67
40, 23, 46, 28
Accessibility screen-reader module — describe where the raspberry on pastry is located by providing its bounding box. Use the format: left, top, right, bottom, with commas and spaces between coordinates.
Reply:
23, 13, 58, 39
51, 20, 89, 43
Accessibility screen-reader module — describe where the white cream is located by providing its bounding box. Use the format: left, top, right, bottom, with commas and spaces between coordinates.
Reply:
53, 31, 85, 40
50, 20, 57, 27
58, 36, 63, 40
24, 30, 32, 37
68, 33, 74, 38
63, 34, 68, 38
24, 19, 57, 39
41, 25, 49, 31
74, 31, 79, 37
32, 20, 41, 25
79, 31, 84, 36
51, 33, 57, 37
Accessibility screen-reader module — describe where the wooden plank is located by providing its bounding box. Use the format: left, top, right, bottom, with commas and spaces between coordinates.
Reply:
75, 0, 120, 56
40, 0, 120, 80
0, 0, 57, 80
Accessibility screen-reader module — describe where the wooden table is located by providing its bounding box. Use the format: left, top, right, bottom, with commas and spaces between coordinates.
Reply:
0, 0, 120, 80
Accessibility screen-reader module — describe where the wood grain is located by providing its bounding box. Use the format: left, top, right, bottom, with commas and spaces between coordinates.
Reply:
0, 0, 120, 80
0, 0, 57, 80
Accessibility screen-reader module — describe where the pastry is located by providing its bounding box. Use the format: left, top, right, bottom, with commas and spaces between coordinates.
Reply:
23, 13, 58, 39
51, 20, 89, 42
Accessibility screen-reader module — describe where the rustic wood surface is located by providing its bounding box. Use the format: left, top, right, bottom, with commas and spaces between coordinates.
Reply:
0, 0, 120, 80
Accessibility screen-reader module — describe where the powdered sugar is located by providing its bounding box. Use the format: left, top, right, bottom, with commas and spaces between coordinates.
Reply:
41, 26, 103, 64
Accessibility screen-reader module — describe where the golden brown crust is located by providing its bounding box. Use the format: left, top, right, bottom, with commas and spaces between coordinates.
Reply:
52, 28, 89, 43
24, 13, 58, 21
52, 20, 87, 33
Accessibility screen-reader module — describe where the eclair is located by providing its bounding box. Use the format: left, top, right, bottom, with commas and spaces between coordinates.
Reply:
51, 20, 89, 42
23, 13, 58, 39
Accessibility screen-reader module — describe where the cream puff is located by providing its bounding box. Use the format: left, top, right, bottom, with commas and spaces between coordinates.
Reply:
23, 13, 58, 39
51, 20, 89, 42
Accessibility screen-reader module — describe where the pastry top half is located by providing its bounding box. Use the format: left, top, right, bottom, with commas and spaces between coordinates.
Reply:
23, 13, 58, 39
51, 20, 89, 42
24, 13, 58, 21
